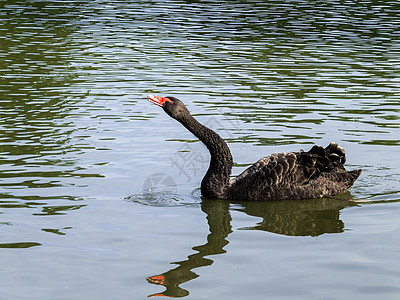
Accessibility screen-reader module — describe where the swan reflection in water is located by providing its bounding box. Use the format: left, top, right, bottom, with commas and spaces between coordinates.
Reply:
146, 196, 357, 297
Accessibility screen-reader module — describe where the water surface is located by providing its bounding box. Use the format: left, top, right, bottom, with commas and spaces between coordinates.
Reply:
1, 1, 400, 299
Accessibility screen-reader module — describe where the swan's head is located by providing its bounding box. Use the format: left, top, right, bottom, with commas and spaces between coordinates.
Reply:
147, 95, 189, 121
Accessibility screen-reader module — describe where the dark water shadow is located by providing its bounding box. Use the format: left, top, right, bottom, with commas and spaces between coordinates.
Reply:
0, 242, 41, 249
146, 199, 231, 298
232, 196, 357, 237
145, 196, 356, 297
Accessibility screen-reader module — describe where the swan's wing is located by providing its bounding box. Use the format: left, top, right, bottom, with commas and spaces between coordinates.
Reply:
231, 152, 300, 188
232, 142, 347, 187
229, 143, 360, 200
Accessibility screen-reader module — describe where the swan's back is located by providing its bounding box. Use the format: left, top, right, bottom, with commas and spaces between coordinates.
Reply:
228, 142, 361, 201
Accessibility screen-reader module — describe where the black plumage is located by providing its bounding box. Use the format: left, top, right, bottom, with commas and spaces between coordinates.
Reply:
148, 95, 362, 201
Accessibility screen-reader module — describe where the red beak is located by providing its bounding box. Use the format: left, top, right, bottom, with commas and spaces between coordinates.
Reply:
147, 95, 173, 107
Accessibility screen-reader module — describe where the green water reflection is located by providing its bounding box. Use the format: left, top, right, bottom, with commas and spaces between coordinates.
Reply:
0, 1, 103, 224
0, 242, 41, 249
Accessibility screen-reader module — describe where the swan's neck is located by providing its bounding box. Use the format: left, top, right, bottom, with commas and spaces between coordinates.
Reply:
177, 114, 233, 199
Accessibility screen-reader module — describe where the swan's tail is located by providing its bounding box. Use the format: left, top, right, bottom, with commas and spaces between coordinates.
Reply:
298, 142, 362, 186
346, 168, 363, 187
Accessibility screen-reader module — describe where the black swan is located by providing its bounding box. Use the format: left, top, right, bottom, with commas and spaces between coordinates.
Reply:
147, 95, 362, 201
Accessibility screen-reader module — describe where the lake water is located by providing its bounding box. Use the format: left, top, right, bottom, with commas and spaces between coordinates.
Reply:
1, 0, 400, 299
